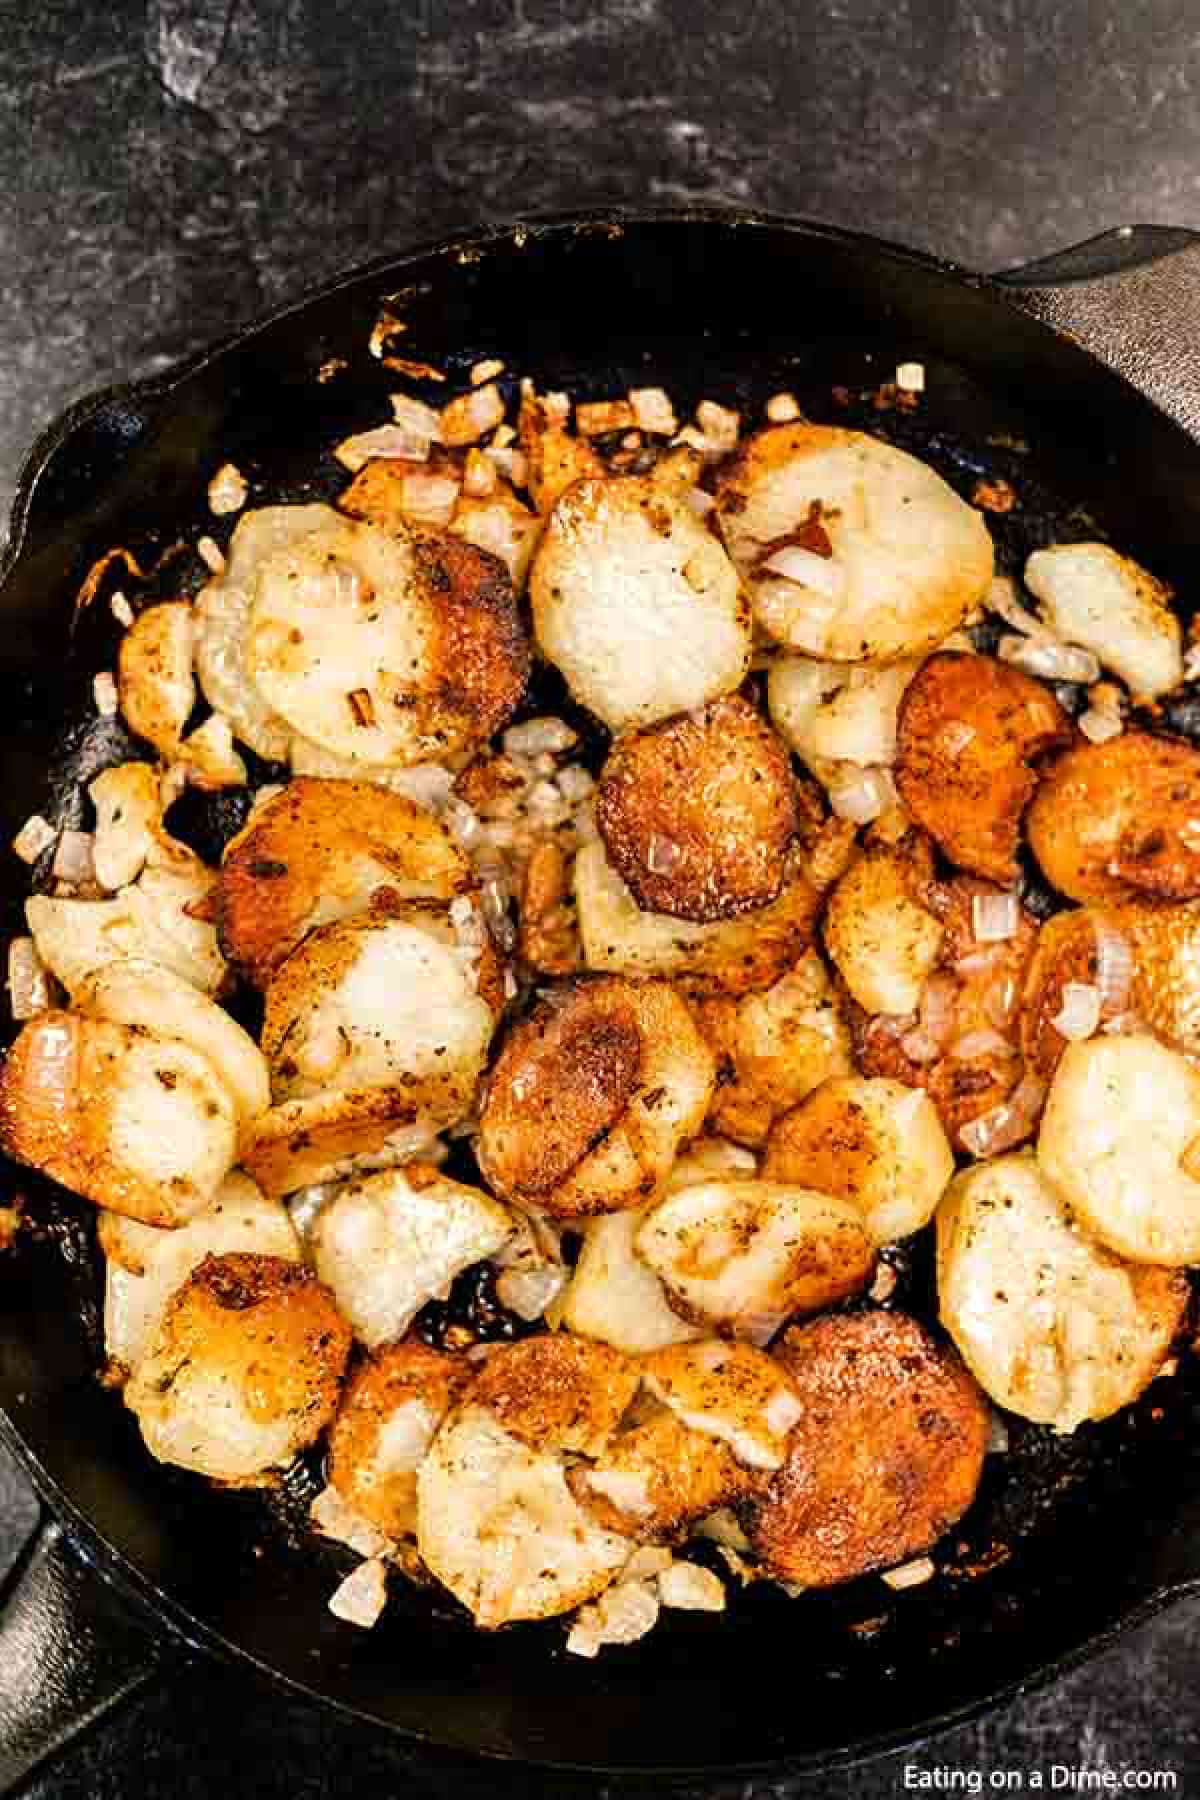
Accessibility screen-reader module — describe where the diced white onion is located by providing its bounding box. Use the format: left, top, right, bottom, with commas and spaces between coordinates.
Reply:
1051, 981, 1102, 1042
390, 764, 455, 812
895, 363, 926, 394
1092, 922, 1135, 1010
958, 1073, 1046, 1158
882, 1556, 935, 1590
196, 535, 226, 574
984, 576, 1042, 637
950, 1027, 1013, 1061
328, 1558, 389, 1628
462, 449, 497, 498
765, 392, 801, 423
399, 472, 461, 526
92, 671, 119, 717
657, 1563, 726, 1612
997, 634, 1101, 684
390, 393, 443, 441
311, 1485, 392, 1559
441, 383, 506, 447
829, 766, 896, 824
470, 358, 506, 386
334, 424, 431, 472
628, 387, 678, 435
762, 544, 843, 599
208, 462, 248, 515
503, 717, 577, 756
110, 591, 135, 628
1078, 706, 1123, 743
12, 814, 56, 864
696, 400, 740, 452
899, 1027, 941, 1064
971, 892, 1019, 943
7, 937, 51, 1020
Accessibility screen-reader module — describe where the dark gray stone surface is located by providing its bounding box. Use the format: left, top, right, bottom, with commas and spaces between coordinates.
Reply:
3, 0, 1200, 1792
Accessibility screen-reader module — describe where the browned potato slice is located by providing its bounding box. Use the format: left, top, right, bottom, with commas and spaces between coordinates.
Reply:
695, 949, 854, 1147
575, 840, 821, 996
117, 601, 196, 758
762, 1076, 953, 1245
476, 976, 715, 1218
594, 696, 797, 922
823, 835, 943, 1015
125, 1252, 351, 1483
0, 1011, 237, 1227
895, 653, 1072, 883
238, 1087, 439, 1197
216, 777, 471, 984
1019, 908, 1134, 1082
468, 1335, 639, 1457
518, 390, 606, 514
328, 1339, 472, 1538
1027, 732, 1200, 903
640, 1340, 803, 1470
1122, 900, 1200, 1056
571, 1406, 767, 1542
746, 1311, 989, 1587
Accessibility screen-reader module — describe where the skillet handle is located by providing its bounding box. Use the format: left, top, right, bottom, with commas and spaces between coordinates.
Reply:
0, 1513, 171, 1794
995, 224, 1200, 438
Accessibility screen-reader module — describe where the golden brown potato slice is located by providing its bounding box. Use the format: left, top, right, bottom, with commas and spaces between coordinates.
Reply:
594, 695, 797, 922
0, 1011, 237, 1227
937, 1153, 1186, 1430
238, 1087, 439, 1197
530, 476, 751, 732
746, 1310, 989, 1587
1028, 732, 1200, 903
1018, 907, 1134, 1082
895, 652, 1072, 883
476, 976, 715, 1218
125, 1252, 351, 1483
571, 1406, 767, 1542
117, 601, 196, 759
695, 949, 854, 1147
715, 423, 994, 662
762, 1076, 954, 1245
1122, 900, 1200, 1056
575, 840, 820, 996
328, 1339, 472, 1539
641, 1340, 803, 1471
468, 1335, 639, 1457
823, 836, 944, 1015
216, 777, 471, 984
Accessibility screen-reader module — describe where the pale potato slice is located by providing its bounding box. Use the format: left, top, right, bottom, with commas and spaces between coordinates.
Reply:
1037, 1033, 1200, 1264
247, 513, 526, 767
574, 840, 819, 996
0, 1011, 237, 1226
88, 763, 164, 890
572, 1407, 765, 1542
416, 1404, 631, 1628
559, 1207, 702, 1353
216, 776, 471, 984
715, 424, 994, 661
76, 959, 269, 1123
530, 476, 751, 731
823, 842, 943, 1014
768, 654, 919, 770
27, 861, 224, 998
937, 1152, 1186, 1430
262, 913, 497, 1127
468, 1336, 639, 1458
117, 602, 196, 758
476, 977, 715, 1218
762, 1076, 954, 1245
695, 950, 854, 1147
328, 1339, 472, 1539
636, 1179, 874, 1341
309, 1166, 512, 1346
125, 1252, 350, 1483
99, 1173, 298, 1374
1025, 543, 1182, 700
641, 1340, 803, 1471
594, 696, 797, 922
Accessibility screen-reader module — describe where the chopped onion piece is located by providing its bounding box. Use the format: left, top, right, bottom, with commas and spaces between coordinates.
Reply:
765, 392, 801, 423
1051, 981, 1102, 1042
12, 814, 56, 864
971, 893, 1019, 943
997, 634, 1101, 684
196, 535, 226, 574
462, 448, 497, 497
657, 1563, 726, 1612
882, 1556, 935, 1590
441, 382, 506, 447
328, 1557, 389, 1628
92, 671, 119, 717
628, 387, 677, 435
208, 462, 248, 515
7, 936, 50, 1019
399, 471, 461, 526
577, 399, 636, 437
958, 1073, 1046, 1158
983, 576, 1042, 637
895, 363, 926, 394
110, 591, 134, 628
829, 766, 896, 824
389, 393, 443, 441
311, 1484, 391, 1559
334, 424, 430, 472
696, 400, 740, 452
950, 1027, 1013, 1061
762, 544, 845, 604
470, 358, 505, 386
503, 717, 577, 756
52, 830, 95, 885
566, 1581, 660, 1658
1092, 921, 1134, 1010
899, 1027, 941, 1065
1078, 706, 1123, 744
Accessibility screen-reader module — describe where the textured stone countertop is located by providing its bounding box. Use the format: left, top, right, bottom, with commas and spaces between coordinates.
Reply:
3, 1, 1200, 1793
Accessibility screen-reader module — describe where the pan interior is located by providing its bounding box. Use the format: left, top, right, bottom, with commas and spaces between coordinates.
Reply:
3, 215, 1200, 1773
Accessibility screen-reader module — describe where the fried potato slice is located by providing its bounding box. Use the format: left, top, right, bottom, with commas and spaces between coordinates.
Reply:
1121, 899, 1200, 1057
468, 1335, 639, 1458
530, 476, 751, 731
1025, 543, 1182, 701
310, 1165, 512, 1347
89, 763, 169, 891
328, 1339, 472, 1539
518, 389, 607, 514
216, 777, 471, 984
715, 424, 993, 662
558, 1206, 702, 1353
895, 652, 1072, 883
1027, 732, 1200, 903
238, 1087, 442, 1197
117, 602, 196, 758
594, 696, 797, 922
636, 1178, 874, 1342
937, 1152, 1186, 1430
416, 1404, 631, 1627
1038, 1033, 1200, 1264
247, 512, 528, 768
641, 1339, 803, 1471
1018, 908, 1134, 1082
0, 1011, 237, 1226
762, 1076, 954, 1245
695, 949, 854, 1147
572, 1406, 766, 1541
476, 976, 714, 1218
125, 1251, 350, 1483
575, 840, 820, 996
262, 911, 497, 1126
768, 653, 920, 771
99, 1173, 298, 1375
746, 1310, 989, 1587
823, 837, 943, 1015
26, 862, 225, 997
76, 958, 269, 1123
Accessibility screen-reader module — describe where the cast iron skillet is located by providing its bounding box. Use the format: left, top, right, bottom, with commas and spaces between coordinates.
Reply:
3, 209, 1200, 1793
